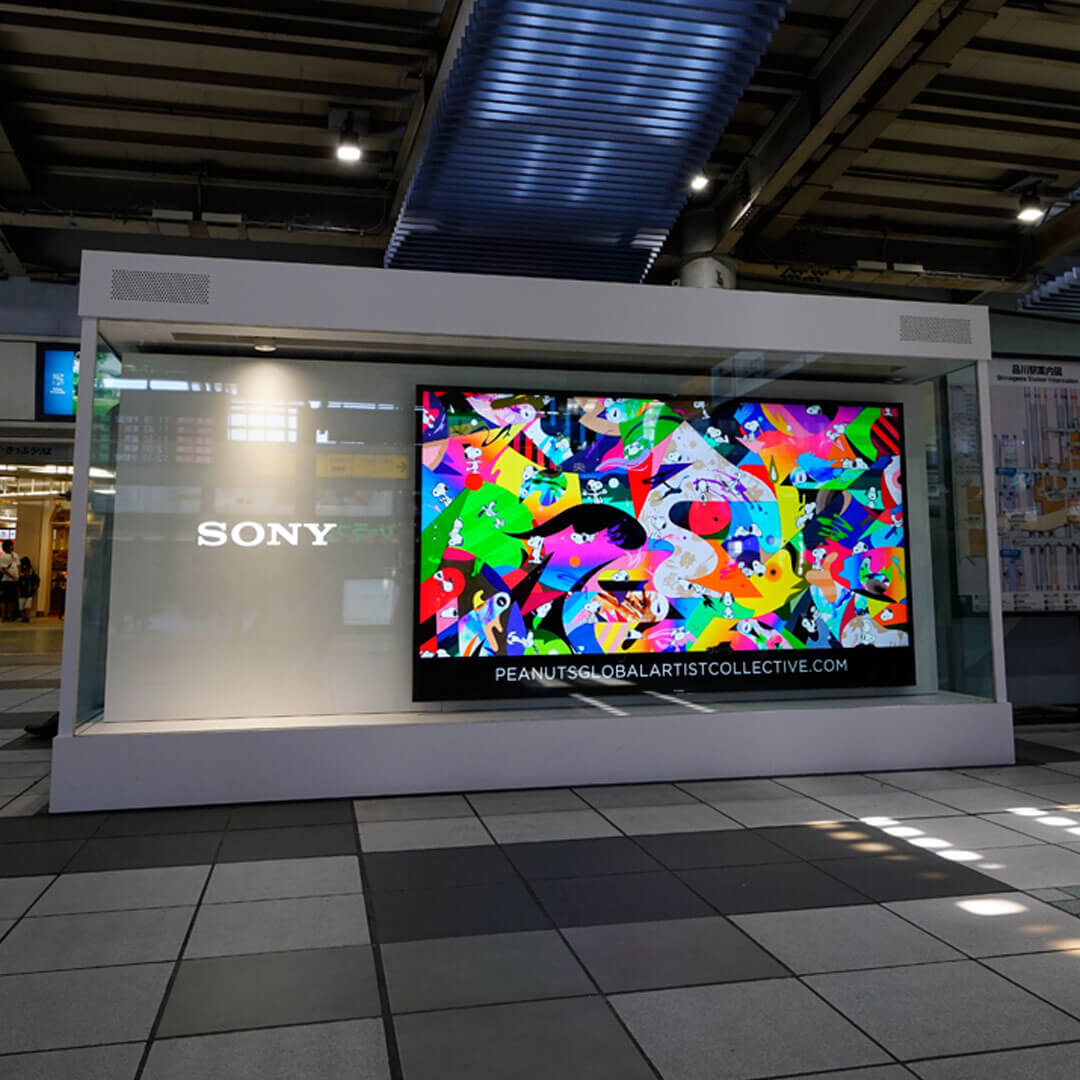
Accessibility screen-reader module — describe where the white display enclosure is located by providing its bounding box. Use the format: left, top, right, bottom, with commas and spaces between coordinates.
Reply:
51, 250, 1012, 811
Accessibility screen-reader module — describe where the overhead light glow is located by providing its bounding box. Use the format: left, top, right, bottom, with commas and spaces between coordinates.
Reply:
1018, 190, 1045, 225
690, 174, 710, 192
956, 898, 1027, 917
254, 341, 277, 353
336, 131, 362, 164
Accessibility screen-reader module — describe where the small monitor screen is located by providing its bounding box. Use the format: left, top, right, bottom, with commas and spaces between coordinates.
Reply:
415, 387, 914, 701
41, 348, 77, 417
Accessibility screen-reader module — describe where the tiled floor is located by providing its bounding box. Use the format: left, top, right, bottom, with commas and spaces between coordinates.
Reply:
7, 650, 1080, 1076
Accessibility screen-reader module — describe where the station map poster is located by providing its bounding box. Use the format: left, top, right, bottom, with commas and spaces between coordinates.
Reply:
992, 358, 1080, 613
414, 388, 915, 700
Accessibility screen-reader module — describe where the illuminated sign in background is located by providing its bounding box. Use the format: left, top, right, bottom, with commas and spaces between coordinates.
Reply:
41, 349, 77, 417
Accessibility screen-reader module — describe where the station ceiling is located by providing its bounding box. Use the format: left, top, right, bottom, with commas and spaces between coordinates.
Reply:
0, 0, 1077, 305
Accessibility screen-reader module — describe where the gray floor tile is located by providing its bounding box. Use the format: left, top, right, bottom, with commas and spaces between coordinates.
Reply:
215, 824, 356, 863
886, 892, 1080, 956
773, 1071, 912, 1080
985, 950, 1080, 1019
157, 946, 381, 1037
813, 851, 1012, 902
733, 904, 960, 974
612, 978, 890, 1079
806, 960, 1080, 1059
482, 810, 619, 844
0, 875, 52, 917
0, 906, 193, 973
534, 870, 713, 927
143, 1019, 389, 1080
707, 796, 845, 827
1016, 783, 1080, 806
469, 788, 588, 814
0, 963, 172, 1053
921, 787, 1043, 813
30, 866, 210, 915
226, 800, 354, 830
564, 915, 789, 993
353, 794, 474, 822
371, 879, 550, 943
203, 856, 361, 903
980, 811, 1080, 843
814, 791, 959, 820
777, 774, 906, 797
600, 803, 739, 835
395, 996, 655, 1080
680, 860, 867, 914
358, 816, 492, 852
866, 770, 986, 792
383, 930, 592, 1012
574, 783, 698, 809
959, 765, 1074, 788
1029, 887, 1074, 901
185, 893, 369, 957
680, 778, 828, 802
0, 839, 81, 877
892, 815, 1036, 849
97, 807, 231, 837
909, 1043, 1080, 1080
2, 1043, 144, 1080
66, 832, 221, 872
969, 844, 1080, 889
0, 776, 37, 796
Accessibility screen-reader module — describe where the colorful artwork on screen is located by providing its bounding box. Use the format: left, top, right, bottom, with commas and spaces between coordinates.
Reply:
417, 389, 909, 674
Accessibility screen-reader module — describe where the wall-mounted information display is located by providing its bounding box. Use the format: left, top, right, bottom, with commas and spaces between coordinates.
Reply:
993, 358, 1080, 612
415, 388, 914, 700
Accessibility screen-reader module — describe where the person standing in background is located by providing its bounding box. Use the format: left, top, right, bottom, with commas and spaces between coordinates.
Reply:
0, 540, 19, 621
17, 556, 39, 623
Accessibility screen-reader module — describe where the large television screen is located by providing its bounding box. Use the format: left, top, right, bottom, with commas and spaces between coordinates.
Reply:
415, 387, 914, 701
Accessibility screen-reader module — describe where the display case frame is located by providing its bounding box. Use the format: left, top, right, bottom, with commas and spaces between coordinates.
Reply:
51, 250, 1012, 811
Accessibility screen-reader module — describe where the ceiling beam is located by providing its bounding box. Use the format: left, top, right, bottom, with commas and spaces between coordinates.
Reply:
0, 8, 433, 68
0, 50, 417, 108
757, 0, 1010, 247
0, 209, 387, 248
31, 121, 395, 163
0, 1, 439, 49
707, 0, 945, 258
0, 115, 30, 276
735, 259, 1025, 293
872, 137, 1080, 175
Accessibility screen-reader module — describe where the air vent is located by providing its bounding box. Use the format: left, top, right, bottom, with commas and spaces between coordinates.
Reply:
898, 314, 972, 346
110, 269, 210, 305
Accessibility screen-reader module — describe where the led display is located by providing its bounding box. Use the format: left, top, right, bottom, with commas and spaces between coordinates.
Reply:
415, 388, 914, 701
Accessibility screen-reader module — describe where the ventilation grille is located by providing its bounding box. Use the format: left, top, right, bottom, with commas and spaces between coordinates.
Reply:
899, 314, 972, 346
110, 269, 210, 305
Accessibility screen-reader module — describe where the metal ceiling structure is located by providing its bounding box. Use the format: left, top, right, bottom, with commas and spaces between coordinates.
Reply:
0, 0, 1077, 305
385, 0, 790, 280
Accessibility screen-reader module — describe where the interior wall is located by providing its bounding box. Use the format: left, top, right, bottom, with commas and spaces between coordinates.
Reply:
0, 341, 38, 421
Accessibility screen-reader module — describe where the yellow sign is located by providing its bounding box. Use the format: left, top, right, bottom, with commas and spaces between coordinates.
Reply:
316, 453, 409, 479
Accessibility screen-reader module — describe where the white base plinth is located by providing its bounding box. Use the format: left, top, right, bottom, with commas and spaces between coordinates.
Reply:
50, 694, 1015, 812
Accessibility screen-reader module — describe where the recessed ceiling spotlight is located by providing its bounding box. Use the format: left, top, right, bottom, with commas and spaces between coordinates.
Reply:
253, 340, 277, 353
690, 174, 709, 193
1018, 190, 1045, 225
336, 131, 362, 164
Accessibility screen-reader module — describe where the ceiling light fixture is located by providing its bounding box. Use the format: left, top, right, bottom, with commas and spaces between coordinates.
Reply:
690, 173, 709, 193
253, 340, 277, 353
1018, 190, 1045, 225
336, 113, 362, 164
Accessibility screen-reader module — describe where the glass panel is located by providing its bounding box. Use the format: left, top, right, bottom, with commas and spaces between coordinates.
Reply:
73, 349, 995, 732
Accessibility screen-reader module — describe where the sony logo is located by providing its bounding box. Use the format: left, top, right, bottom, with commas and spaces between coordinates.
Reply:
196, 521, 337, 548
